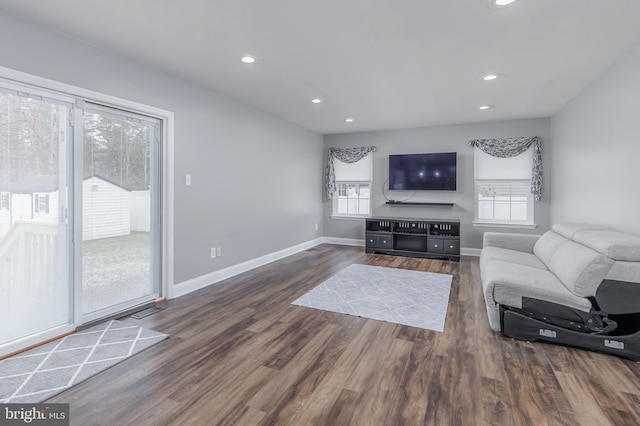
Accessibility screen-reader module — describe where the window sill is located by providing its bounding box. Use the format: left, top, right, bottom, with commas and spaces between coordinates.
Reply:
331, 214, 371, 221
473, 221, 537, 230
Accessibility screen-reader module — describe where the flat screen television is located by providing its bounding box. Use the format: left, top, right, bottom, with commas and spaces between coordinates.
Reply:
389, 152, 457, 191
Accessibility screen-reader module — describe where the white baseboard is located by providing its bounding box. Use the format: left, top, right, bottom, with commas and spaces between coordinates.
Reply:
461, 247, 481, 257
322, 237, 365, 247
174, 237, 481, 299
173, 238, 324, 298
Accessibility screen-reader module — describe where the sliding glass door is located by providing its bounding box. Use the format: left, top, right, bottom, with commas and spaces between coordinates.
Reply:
0, 81, 163, 356
0, 78, 165, 356
0, 86, 73, 349
81, 104, 161, 321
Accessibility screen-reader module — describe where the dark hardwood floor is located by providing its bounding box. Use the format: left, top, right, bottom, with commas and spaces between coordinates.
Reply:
49, 244, 640, 425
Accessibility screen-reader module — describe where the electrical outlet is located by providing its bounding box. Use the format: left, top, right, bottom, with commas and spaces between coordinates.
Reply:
210, 247, 216, 258
186, 174, 192, 186
315, 223, 318, 231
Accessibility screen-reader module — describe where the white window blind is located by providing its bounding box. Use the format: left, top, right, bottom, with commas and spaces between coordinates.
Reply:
334, 152, 372, 181
474, 147, 533, 180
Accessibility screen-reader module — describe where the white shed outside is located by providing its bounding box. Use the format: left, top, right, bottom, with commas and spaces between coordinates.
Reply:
130, 190, 150, 232
82, 176, 131, 241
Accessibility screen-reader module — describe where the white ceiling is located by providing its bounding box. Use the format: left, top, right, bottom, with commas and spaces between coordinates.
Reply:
1, 0, 640, 134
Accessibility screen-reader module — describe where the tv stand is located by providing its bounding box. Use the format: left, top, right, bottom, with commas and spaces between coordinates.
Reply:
365, 216, 460, 262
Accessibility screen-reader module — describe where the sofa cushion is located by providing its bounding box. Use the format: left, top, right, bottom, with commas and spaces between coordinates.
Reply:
547, 240, 614, 297
481, 246, 547, 270
533, 231, 567, 267
571, 230, 640, 262
552, 223, 608, 239
483, 260, 593, 313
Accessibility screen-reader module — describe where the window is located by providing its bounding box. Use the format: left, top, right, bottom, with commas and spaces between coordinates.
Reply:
477, 181, 531, 222
332, 152, 372, 217
335, 183, 371, 216
0, 193, 8, 210
34, 194, 50, 214
474, 147, 534, 227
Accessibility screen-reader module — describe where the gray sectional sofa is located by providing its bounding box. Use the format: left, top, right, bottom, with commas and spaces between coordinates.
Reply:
480, 223, 640, 360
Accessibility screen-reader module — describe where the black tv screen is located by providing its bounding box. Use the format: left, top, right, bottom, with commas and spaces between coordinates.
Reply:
389, 152, 457, 191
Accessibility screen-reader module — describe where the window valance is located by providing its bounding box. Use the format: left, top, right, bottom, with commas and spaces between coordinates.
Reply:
324, 146, 376, 201
469, 137, 542, 202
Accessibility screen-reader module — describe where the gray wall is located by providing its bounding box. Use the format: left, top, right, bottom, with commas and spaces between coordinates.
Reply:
551, 42, 640, 236
0, 11, 324, 284
324, 118, 552, 249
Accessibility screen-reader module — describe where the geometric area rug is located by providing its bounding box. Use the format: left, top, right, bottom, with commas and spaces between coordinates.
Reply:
0, 320, 168, 403
292, 263, 453, 332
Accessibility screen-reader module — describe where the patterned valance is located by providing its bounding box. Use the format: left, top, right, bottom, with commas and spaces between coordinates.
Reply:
324, 146, 377, 201
469, 137, 542, 202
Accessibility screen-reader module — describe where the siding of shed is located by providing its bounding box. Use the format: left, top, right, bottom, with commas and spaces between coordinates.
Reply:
82, 177, 130, 241
130, 190, 150, 232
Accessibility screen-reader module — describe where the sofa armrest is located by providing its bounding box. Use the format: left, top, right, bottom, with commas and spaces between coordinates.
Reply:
483, 232, 540, 254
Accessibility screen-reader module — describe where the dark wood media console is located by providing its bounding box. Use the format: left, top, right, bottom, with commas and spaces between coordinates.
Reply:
365, 216, 460, 261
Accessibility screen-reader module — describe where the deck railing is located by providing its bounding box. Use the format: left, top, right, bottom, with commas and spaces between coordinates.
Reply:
0, 221, 62, 307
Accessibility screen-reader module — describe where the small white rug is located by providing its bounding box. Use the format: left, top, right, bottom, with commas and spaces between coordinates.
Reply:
292, 264, 453, 332
0, 320, 168, 403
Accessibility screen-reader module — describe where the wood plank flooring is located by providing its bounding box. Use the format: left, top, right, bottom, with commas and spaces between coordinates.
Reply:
48, 244, 640, 425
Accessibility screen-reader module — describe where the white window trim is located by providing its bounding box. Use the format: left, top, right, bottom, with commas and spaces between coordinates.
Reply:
331, 214, 369, 221
472, 221, 538, 230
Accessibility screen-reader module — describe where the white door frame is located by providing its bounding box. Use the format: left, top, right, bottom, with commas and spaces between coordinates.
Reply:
0, 66, 174, 356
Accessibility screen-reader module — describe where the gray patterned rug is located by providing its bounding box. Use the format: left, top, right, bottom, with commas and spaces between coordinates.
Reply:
0, 320, 168, 403
292, 264, 453, 332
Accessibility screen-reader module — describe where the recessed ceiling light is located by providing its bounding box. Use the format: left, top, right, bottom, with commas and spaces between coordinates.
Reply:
241, 55, 256, 64
479, 105, 491, 110
494, 0, 515, 5
345, 118, 354, 122
483, 74, 498, 81
311, 98, 322, 104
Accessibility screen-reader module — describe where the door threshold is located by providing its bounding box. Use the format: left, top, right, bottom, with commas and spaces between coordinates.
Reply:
78, 300, 158, 330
